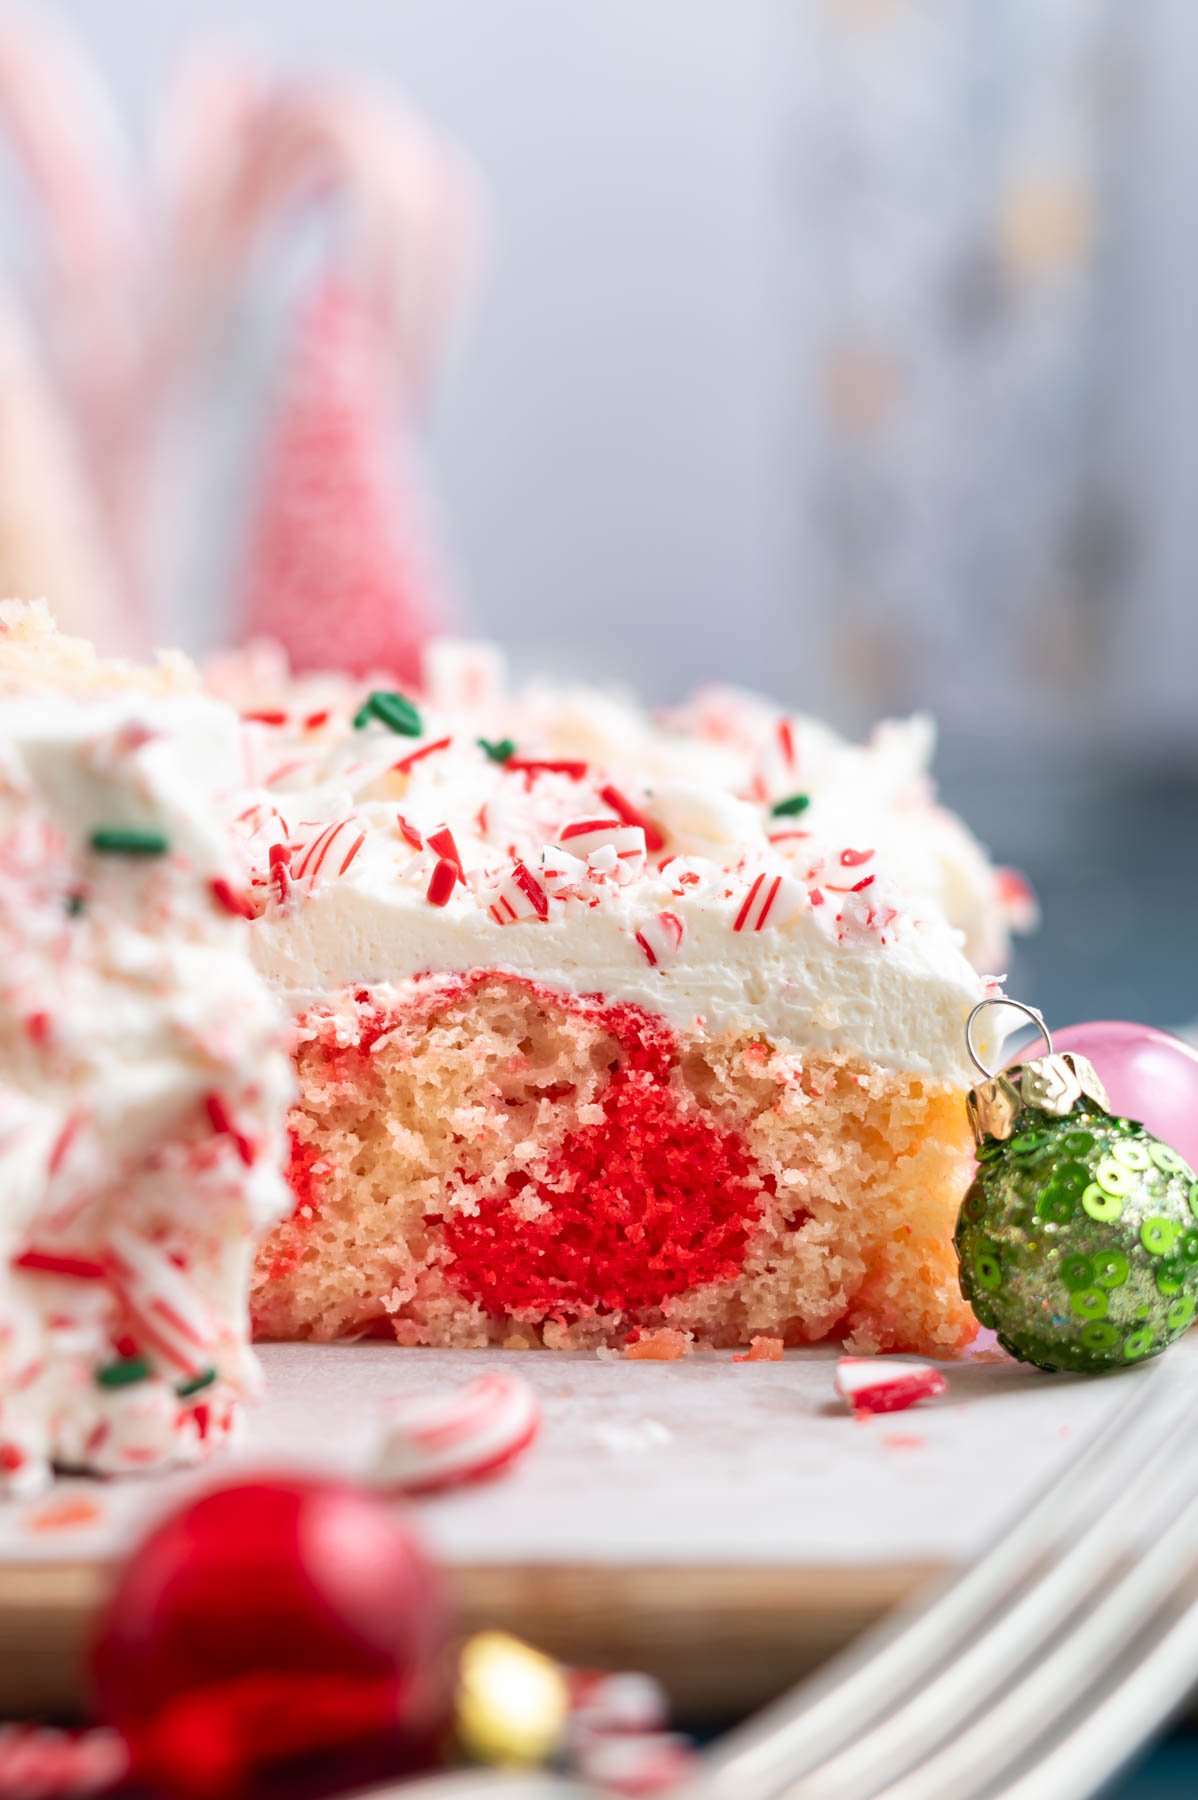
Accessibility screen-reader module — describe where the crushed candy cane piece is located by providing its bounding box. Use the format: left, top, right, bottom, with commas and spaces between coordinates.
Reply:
489, 860, 550, 923
835, 1358, 947, 1416
634, 911, 684, 968
732, 871, 805, 932
289, 815, 367, 888
558, 816, 647, 870
574, 1731, 697, 1797
107, 1226, 218, 1382
372, 1371, 540, 1494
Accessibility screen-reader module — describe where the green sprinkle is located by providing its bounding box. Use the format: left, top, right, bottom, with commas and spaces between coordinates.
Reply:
353, 690, 422, 737
176, 1367, 218, 1399
478, 737, 516, 764
89, 827, 169, 856
64, 892, 86, 917
96, 1356, 152, 1389
771, 793, 810, 818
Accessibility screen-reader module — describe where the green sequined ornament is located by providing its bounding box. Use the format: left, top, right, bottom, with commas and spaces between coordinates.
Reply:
955, 1001, 1198, 1374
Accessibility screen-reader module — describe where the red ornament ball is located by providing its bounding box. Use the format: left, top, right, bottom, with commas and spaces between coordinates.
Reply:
90, 1475, 450, 1797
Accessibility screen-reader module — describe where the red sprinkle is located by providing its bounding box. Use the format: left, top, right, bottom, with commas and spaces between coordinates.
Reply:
396, 814, 424, 851
241, 710, 288, 726
393, 736, 452, 776
426, 859, 459, 908
505, 759, 589, 779
209, 877, 256, 920
13, 1248, 107, 1281
303, 709, 331, 731
597, 784, 666, 853
840, 848, 874, 867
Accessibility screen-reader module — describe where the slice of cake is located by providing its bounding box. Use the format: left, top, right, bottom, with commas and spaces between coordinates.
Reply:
0, 605, 293, 1490
235, 646, 1012, 1357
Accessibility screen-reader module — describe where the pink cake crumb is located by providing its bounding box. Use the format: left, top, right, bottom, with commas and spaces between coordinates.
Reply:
623, 1328, 694, 1362
732, 1336, 784, 1363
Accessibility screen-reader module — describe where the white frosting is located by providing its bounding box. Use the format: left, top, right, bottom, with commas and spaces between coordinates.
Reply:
233, 645, 1012, 1085
0, 681, 293, 1491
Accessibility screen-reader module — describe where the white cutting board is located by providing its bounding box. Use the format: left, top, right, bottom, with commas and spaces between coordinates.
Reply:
0, 1335, 1174, 1714
0, 1335, 1145, 1566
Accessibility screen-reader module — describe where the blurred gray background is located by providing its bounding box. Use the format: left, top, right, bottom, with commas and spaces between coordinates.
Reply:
36, 0, 1198, 1027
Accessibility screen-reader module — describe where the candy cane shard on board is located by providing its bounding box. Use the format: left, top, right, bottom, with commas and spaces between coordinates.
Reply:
834, 1358, 947, 1417
371, 1372, 540, 1493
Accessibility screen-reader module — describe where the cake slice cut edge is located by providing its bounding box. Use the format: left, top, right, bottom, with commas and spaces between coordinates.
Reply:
251, 972, 980, 1358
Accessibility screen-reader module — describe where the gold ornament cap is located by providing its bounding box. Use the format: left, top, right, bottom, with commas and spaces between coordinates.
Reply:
965, 1000, 1110, 1147
455, 1630, 570, 1767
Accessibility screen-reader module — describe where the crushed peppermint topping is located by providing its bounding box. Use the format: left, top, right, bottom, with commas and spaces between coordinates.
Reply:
426, 826, 464, 876
597, 784, 666, 853
289, 817, 367, 887
732, 872, 803, 933
489, 860, 550, 923
209, 876, 256, 920
506, 758, 588, 780
393, 735, 452, 776
635, 911, 684, 967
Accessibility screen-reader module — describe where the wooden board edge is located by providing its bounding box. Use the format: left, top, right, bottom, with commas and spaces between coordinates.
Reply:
0, 1556, 944, 1717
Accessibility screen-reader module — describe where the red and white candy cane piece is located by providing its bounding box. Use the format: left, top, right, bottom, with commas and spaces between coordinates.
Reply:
748, 715, 802, 804
634, 911, 684, 968
558, 817, 647, 869
288, 814, 367, 889
0, 1724, 128, 1799
568, 1670, 667, 1737
597, 784, 665, 854
372, 1372, 540, 1494
488, 860, 549, 924
539, 849, 588, 899
835, 1358, 947, 1417
574, 1732, 696, 1797
731, 871, 805, 933
106, 1225, 216, 1382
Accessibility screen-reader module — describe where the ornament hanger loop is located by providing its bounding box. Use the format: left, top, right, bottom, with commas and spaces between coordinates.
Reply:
966, 998, 1052, 1081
